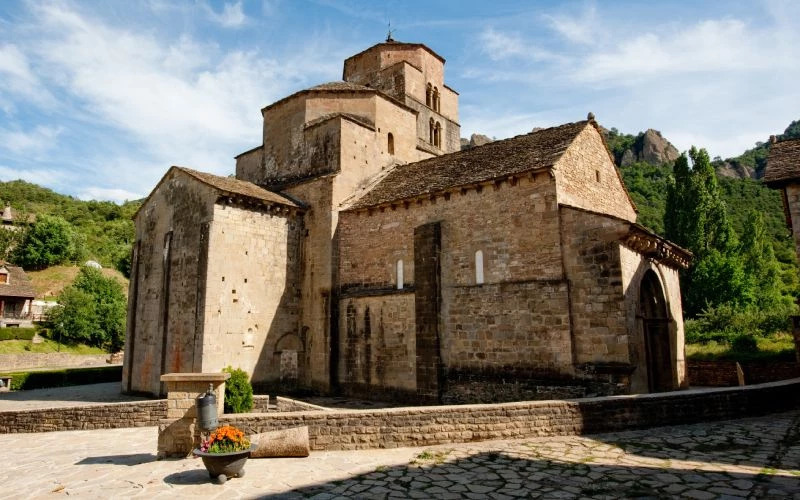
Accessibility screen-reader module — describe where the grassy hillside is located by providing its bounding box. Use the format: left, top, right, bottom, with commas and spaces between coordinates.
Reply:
26, 265, 129, 300
0, 180, 141, 273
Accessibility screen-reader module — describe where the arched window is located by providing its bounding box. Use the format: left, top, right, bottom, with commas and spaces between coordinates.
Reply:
396, 259, 404, 290
475, 250, 484, 285
433, 86, 440, 111
434, 122, 441, 148
429, 118, 435, 144
387, 133, 394, 155
426, 83, 432, 107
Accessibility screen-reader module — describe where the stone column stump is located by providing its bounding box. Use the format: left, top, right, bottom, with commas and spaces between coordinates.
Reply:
157, 372, 230, 458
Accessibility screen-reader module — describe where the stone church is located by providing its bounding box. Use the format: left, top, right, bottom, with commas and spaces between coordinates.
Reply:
123, 40, 691, 401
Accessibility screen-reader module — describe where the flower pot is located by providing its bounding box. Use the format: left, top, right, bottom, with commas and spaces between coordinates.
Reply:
193, 445, 256, 484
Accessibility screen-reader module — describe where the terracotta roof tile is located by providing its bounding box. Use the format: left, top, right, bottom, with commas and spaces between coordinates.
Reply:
175, 167, 301, 208
0, 262, 35, 299
349, 120, 589, 209
764, 138, 800, 184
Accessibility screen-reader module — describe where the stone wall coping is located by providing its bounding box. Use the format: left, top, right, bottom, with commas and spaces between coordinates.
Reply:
221, 377, 800, 420
0, 398, 166, 414
160, 372, 230, 382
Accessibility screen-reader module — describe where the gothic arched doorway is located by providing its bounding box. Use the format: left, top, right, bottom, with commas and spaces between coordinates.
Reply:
639, 270, 674, 392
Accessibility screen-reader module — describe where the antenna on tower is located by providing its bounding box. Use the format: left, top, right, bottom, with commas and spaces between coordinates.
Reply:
386, 21, 395, 42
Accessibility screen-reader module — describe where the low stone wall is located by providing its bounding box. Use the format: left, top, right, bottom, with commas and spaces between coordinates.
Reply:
274, 396, 329, 412
688, 361, 800, 387
0, 400, 167, 433
222, 378, 800, 451
0, 353, 109, 371
252, 395, 270, 412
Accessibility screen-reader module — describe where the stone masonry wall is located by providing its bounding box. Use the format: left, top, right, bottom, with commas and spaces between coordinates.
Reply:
0, 353, 109, 371
201, 201, 302, 386
554, 124, 637, 222
338, 294, 416, 397
338, 174, 578, 400
688, 361, 800, 387
0, 400, 166, 433
559, 206, 631, 368
125, 170, 217, 396
221, 378, 800, 451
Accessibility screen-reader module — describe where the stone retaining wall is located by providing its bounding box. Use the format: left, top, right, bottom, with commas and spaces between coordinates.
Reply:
0, 400, 167, 433
222, 378, 800, 450
3, 379, 800, 443
688, 361, 800, 387
0, 353, 109, 371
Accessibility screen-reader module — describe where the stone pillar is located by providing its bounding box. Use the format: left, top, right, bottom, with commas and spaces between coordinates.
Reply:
414, 221, 442, 403
157, 372, 230, 458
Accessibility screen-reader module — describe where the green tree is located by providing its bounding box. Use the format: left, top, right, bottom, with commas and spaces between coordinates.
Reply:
12, 215, 79, 269
665, 148, 750, 316
0, 227, 24, 262
48, 266, 127, 351
739, 210, 790, 309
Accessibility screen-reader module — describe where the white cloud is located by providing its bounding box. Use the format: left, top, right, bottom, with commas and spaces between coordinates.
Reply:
469, 5, 800, 159
9, 2, 340, 198
478, 28, 560, 63
544, 3, 598, 45
0, 125, 63, 155
77, 187, 143, 203
0, 164, 68, 187
0, 44, 55, 111
572, 19, 789, 84
206, 1, 247, 28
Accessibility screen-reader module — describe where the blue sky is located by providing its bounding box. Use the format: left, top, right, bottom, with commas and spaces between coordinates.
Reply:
0, 0, 798, 202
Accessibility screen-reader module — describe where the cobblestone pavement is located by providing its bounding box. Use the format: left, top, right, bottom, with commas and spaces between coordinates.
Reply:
0, 410, 798, 499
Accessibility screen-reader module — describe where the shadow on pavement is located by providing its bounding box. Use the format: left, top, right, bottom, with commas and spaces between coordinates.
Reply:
252, 448, 799, 499
590, 410, 800, 470
162, 468, 215, 486
76, 453, 157, 466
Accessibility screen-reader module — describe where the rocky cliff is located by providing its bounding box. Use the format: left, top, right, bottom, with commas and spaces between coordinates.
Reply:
612, 128, 680, 166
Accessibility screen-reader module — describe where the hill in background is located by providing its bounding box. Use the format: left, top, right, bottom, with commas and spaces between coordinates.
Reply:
0, 180, 141, 275
26, 265, 129, 301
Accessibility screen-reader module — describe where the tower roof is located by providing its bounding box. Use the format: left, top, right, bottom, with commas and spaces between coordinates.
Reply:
344, 40, 446, 65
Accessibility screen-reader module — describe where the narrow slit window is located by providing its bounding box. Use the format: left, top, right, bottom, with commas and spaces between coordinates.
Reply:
396, 259, 404, 290
595, 170, 601, 182
387, 133, 395, 155
475, 250, 484, 285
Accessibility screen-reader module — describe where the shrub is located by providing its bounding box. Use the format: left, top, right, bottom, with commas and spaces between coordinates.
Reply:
0, 327, 37, 341
223, 366, 253, 414
731, 334, 758, 354
0, 365, 122, 391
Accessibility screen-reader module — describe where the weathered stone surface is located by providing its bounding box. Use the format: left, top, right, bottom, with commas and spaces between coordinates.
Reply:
128, 39, 692, 405
250, 426, 310, 458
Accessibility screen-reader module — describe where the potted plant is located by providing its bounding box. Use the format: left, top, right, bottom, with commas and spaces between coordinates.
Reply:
194, 425, 255, 484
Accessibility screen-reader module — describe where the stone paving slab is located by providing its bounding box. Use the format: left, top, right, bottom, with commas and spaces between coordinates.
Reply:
0, 410, 798, 499
0, 383, 152, 411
